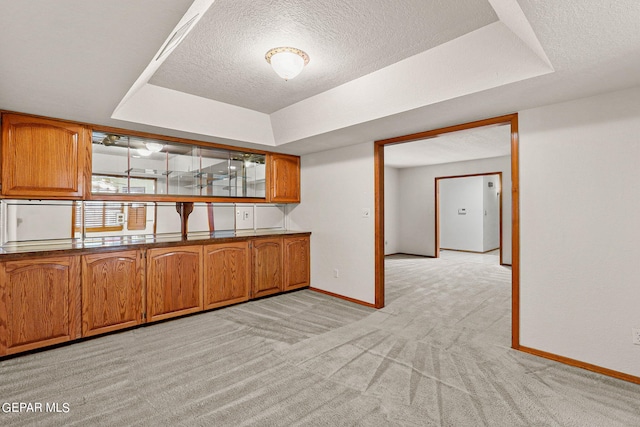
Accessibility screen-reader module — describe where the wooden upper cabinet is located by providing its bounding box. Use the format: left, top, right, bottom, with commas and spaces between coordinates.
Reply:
268, 153, 300, 203
252, 237, 284, 299
81, 250, 143, 337
146, 246, 203, 322
204, 241, 250, 310
283, 235, 310, 291
1, 114, 89, 198
0, 256, 81, 356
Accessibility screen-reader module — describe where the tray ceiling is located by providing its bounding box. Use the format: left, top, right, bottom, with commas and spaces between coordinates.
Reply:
149, 0, 498, 113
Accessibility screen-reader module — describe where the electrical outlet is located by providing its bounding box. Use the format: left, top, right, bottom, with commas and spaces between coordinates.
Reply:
632, 328, 640, 345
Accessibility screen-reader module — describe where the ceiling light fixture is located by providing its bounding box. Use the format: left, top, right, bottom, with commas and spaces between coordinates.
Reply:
145, 142, 164, 152
265, 47, 310, 81
102, 134, 120, 146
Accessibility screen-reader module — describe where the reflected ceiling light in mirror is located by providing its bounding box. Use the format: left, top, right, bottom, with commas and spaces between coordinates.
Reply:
137, 148, 152, 157
265, 47, 309, 81
145, 142, 164, 152
102, 134, 120, 146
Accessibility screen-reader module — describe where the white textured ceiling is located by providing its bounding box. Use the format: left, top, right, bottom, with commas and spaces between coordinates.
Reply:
149, 0, 498, 113
0, 0, 639, 156
384, 124, 511, 168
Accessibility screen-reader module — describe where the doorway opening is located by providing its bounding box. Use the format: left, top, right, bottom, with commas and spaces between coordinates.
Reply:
436, 172, 503, 265
374, 114, 520, 349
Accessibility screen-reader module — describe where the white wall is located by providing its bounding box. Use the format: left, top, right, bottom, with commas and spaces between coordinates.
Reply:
483, 175, 500, 251
384, 166, 400, 255
289, 142, 375, 304
6, 202, 73, 242
440, 176, 484, 251
397, 156, 512, 263
519, 86, 640, 377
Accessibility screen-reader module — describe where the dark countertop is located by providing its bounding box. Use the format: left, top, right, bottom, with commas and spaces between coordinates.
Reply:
0, 229, 311, 260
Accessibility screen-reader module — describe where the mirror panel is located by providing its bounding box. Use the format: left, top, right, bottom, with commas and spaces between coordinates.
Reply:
91, 131, 266, 198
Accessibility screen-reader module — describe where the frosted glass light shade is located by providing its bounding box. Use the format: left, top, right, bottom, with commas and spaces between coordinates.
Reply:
145, 142, 164, 152
265, 47, 309, 81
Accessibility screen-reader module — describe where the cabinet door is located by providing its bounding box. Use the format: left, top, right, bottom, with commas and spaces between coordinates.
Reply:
269, 153, 300, 203
146, 246, 203, 322
0, 256, 81, 356
252, 238, 283, 298
1, 114, 88, 198
283, 236, 311, 291
81, 250, 143, 337
204, 242, 250, 310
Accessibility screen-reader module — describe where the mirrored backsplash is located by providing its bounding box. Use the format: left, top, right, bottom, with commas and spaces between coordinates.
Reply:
0, 200, 288, 247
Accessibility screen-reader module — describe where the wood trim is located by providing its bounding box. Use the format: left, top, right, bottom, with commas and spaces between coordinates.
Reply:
87, 193, 268, 204
376, 114, 517, 146
69, 256, 82, 341
385, 253, 436, 258
71, 201, 78, 237
265, 153, 273, 203
510, 114, 520, 349
518, 345, 640, 385
374, 113, 519, 351
439, 247, 500, 254
435, 171, 503, 262
207, 202, 215, 232
82, 125, 92, 199
374, 142, 385, 309
435, 171, 504, 179
309, 287, 376, 308
435, 177, 441, 259
139, 250, 147, 324
499, 173, 503, 266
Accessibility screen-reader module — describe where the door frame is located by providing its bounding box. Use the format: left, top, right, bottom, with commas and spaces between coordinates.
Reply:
435, 172, 504, 265
374, 113, 520, 349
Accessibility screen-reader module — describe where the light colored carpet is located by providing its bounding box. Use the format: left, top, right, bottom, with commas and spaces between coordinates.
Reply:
1, 254, 639, 426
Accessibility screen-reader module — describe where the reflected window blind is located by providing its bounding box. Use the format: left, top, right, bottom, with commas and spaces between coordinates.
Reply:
127, 204, 147, 231
74, 202, 124, 232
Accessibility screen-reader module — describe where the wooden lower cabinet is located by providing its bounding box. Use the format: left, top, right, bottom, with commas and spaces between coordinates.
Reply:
283, 235, 310, 291
146, 246, 203, 322
81, 250, 144, 337
251, 237, 284, 298
0, 234, 310, 357
204, 242, 250, 310
0, 256, 81, 356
